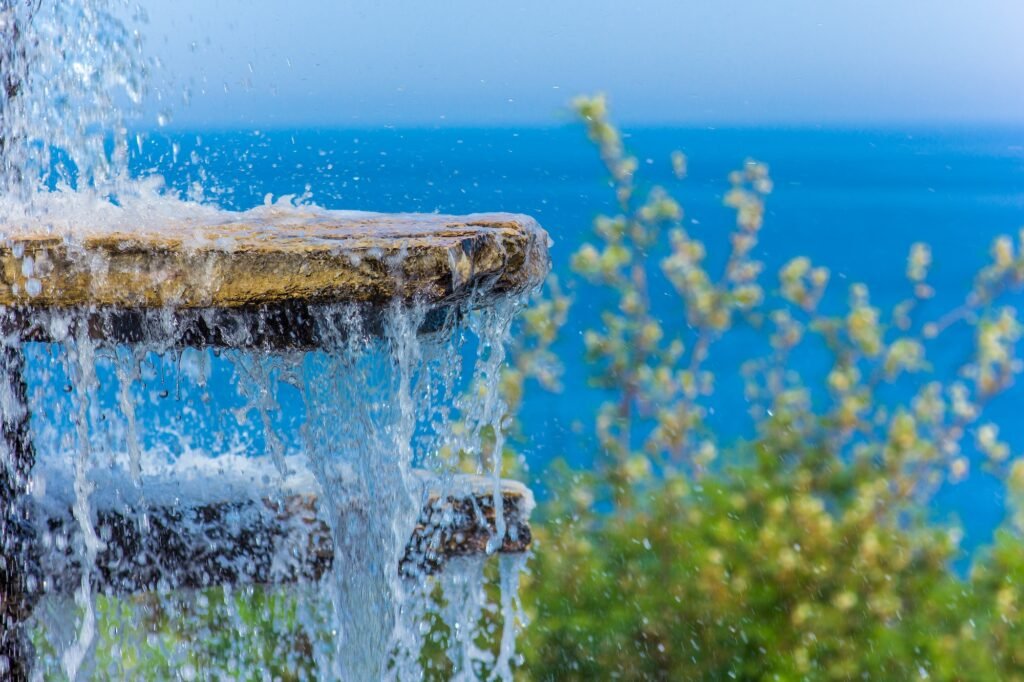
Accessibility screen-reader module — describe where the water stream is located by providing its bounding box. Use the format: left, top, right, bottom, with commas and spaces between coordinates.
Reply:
23, 298, 530, 680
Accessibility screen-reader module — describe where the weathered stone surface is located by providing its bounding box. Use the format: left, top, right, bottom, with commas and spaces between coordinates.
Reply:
0, 211, 550, 309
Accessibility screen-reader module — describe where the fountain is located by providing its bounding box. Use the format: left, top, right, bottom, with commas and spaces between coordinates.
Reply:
0, 2, 549, 679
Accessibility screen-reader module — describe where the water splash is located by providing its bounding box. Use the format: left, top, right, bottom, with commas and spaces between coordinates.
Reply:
0, 0, 149, 198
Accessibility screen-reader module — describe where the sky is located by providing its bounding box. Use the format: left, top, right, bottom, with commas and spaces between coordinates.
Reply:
141, 0, 1024, 129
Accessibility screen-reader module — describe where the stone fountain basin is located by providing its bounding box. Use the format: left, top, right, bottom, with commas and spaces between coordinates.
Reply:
0, 209, 551, 347
0, 209, 550, 309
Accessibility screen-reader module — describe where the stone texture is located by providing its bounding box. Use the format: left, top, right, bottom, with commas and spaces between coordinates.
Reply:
0, 211, 550, 309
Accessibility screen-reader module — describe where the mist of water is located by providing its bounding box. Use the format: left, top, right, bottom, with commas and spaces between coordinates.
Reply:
0, 0, 149, 199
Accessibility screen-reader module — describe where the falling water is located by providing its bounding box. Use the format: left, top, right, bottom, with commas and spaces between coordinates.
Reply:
22, 297, 533, 680
0, 1, 542, 679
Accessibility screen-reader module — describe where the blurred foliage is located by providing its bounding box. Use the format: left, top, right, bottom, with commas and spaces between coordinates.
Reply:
513, 95, 1024, 680
32, 586, 317, 681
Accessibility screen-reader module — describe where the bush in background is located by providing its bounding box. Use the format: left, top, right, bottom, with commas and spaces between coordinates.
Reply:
515, 96, 1024, 680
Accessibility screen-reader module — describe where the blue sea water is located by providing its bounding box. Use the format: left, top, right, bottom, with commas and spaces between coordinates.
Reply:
132, 125, 1024, 558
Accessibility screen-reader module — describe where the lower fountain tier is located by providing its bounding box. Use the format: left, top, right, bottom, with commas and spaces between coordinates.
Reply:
31, 471, 532, 597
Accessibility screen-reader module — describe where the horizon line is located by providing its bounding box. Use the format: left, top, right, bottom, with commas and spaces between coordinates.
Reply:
135, 119, 1024, 136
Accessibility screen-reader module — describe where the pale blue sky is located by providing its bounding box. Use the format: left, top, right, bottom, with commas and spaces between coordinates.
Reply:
142, 0, 1024, 128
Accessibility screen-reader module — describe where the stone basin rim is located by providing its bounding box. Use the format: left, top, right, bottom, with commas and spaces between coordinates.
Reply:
0, 211, 550, 310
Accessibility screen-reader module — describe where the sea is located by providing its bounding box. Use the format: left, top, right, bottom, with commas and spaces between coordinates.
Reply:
132, 124, 1024, 561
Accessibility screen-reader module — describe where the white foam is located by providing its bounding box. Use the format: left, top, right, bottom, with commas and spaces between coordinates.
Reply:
0, 184, 546, 246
